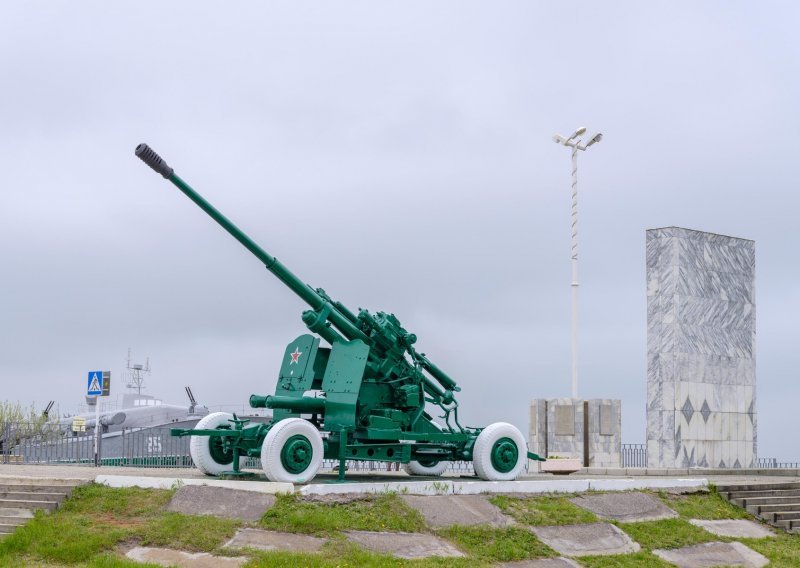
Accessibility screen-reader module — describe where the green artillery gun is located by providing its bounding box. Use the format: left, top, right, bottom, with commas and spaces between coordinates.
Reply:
135, 143, 544, 483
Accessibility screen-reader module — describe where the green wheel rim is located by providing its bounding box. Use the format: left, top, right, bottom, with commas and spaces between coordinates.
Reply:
208, 435, 234, 465
281, 434, 313, 474
490, 437, 518, 473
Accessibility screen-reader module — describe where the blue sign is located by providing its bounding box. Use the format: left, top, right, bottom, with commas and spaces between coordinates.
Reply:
87, 371, 103, 396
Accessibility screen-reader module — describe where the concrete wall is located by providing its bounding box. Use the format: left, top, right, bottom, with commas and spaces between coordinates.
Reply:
529, 398, 621, 467
646, 227, 756, 468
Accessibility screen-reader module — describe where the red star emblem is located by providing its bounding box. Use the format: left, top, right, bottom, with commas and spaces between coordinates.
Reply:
289, 347, 302, 364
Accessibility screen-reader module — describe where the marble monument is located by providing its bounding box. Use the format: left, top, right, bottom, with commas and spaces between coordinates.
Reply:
646, 227, 756, 468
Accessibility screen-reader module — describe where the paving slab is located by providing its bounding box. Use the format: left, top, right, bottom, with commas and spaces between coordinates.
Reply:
570, 491, 677, 522
530, 523, 640, 557
653, 541, 769, 568
345, 530, 465, 559
689, 519, 775, 538
498, 558, 581, 567
224, 528, 327, 552
125, 547, 247, 567
166, 485, 275, 521
400, 494, 512, 527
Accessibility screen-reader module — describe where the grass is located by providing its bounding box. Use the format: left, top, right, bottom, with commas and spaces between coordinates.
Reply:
656, 487, 750, 520
617, 518, 720, 550
241, 539, 478, 568
437, 525, 555, 562
259, 493, 426, 535
1, 482, 799, 567
0, 485, 169, 566
739, 534, 800, 568
137, 512, 241, 552
490, 494, 598, 526
577, 550, 676, 567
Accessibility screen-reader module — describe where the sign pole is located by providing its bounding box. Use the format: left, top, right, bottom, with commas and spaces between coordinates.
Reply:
94, 396, 100, 466
87, 370, 106, 467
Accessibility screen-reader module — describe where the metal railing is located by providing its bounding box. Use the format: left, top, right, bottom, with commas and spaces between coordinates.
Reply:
756, 458, 800, 469
622, 443, 647, 468
1, 421, 521, 474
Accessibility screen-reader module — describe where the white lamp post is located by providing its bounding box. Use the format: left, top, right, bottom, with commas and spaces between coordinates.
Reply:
552, 127, 603, 399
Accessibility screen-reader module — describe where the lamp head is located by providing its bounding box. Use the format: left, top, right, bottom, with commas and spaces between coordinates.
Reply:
570, 126, 587, 139
585, 132, 603, 147
552, 134, 567, 144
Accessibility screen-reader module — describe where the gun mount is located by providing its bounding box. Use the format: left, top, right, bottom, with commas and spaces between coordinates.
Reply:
135, 143, 543, 483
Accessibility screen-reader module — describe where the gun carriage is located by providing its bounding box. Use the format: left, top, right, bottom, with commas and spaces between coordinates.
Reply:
135, 143, 544, 482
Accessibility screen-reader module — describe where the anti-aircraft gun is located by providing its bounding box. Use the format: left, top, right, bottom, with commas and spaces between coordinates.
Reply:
135, 143, 544, 482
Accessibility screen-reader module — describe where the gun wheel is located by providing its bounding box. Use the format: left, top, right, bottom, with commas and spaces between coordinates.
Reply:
473, 422, 527, 481
190, 412, 244, 476
403, 460, 448, 476
261, 418, 323, 483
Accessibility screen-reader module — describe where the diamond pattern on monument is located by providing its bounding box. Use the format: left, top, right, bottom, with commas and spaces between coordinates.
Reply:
747, 398, 755, 423
682, 397, 694, 423
700, 400, 711, 423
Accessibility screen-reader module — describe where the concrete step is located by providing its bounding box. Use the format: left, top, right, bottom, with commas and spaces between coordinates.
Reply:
749, 503, 800, 515
0, 499, 58, 512
727, 488, 800, 501
771, 519, 793, 530
0, 491, 67, 502
716, 482, 800, 493
0, 477, 85, 488
736, 495, 800, 507
0, 484, 76, 494
0, 516, 28, 527
771, 511, 800, 522
0, 523, 18, 534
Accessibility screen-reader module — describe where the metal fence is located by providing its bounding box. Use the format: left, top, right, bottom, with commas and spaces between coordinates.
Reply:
622, 443, 647, 468
756, 458, 800, 469
1, 422, 193, 468
0, 421, 517, 474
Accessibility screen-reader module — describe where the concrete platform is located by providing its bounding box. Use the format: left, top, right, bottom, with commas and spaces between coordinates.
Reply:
95, 474, 292, 494
345, 530, 465, 559
3, 463, 798, 498
530, 523, 640, 557
298, 477, 707, 496
653, 541, 769, 568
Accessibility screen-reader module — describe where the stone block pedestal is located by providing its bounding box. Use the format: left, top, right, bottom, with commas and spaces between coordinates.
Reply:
529, 398, 621, 468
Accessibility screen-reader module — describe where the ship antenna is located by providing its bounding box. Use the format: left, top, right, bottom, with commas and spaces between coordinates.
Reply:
125, 348, 152, 395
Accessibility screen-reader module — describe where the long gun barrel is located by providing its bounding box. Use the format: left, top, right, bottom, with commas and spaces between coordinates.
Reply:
135, 144, 367, 343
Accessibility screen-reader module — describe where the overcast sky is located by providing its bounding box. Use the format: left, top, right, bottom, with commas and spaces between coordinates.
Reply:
1, 2, 798, 461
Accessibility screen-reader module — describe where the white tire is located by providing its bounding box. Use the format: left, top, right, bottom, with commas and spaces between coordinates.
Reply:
190, 412, 242, 476
404, 420, 449, 476
473, 422, 527, 481
403, 459, 449, 476
261, 418, 323, 483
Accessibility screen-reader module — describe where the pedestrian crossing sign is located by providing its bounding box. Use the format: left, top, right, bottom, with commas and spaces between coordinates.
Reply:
87, 371, 103, 396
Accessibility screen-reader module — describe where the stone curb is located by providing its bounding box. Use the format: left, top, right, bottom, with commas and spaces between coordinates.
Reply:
298, 477, 707, 496
95, 475, 293, 494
